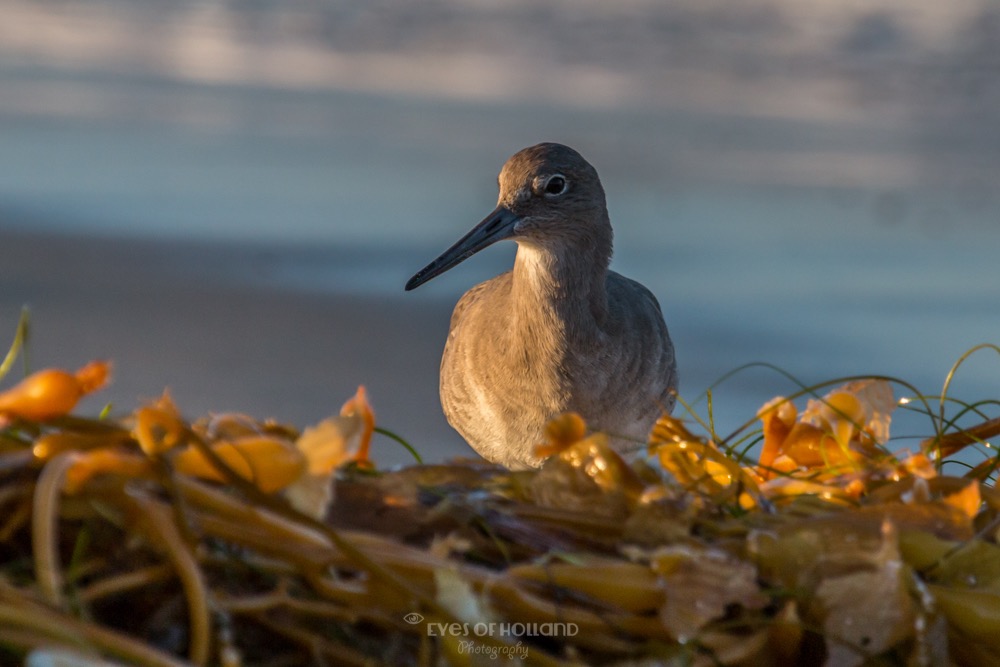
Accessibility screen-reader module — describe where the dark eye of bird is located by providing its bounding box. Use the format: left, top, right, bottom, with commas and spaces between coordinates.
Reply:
544, 175, 567, 196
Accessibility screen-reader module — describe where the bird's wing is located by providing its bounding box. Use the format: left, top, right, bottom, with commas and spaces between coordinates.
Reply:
606, 270, 677, 393
619, 275, 665, 317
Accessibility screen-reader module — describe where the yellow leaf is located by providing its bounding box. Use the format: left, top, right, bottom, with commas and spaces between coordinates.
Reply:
64, 449, 152, 494
755, 379, 896, 479
533, 412, 587, 459
941, 478, 981, 519
339, 386, 375, 469
508, 559, 663, 613
529, 432, 645, 518
650, 415, 762, 505
930, 585, 1000, 651
133, 391, 188, 456
174, 436, 306, 493
0, 360, 111, 421
286, 387, 376, 519
296, 414, 365, 476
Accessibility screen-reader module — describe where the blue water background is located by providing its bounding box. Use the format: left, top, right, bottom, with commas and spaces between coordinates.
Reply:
1, 1, 998, 462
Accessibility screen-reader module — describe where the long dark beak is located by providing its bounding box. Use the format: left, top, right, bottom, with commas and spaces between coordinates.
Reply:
405, 206, 520, 291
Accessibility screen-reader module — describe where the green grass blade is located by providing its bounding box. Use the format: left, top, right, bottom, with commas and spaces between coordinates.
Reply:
0, 307, 30, 382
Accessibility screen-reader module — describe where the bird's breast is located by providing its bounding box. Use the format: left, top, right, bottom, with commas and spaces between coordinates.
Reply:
438, 269, 676, 468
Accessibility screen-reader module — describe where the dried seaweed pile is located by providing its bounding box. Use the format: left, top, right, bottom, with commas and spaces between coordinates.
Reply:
1, 338, 1000, 665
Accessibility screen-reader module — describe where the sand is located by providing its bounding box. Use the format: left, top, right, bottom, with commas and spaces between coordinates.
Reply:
0, 228, 473, 467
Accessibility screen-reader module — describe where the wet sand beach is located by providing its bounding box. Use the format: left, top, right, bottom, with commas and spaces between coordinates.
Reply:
0, 228, 473, 467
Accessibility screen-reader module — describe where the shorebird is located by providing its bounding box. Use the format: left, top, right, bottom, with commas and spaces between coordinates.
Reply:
406, 143, 677, 469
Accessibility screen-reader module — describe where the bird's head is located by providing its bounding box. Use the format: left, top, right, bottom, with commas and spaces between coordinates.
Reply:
406, 143, 611, 291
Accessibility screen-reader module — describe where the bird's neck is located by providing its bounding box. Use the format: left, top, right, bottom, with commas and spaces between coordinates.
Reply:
510, 239, 611, 334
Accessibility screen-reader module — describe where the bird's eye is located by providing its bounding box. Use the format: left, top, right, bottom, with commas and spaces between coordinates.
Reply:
543, 175, 567, 196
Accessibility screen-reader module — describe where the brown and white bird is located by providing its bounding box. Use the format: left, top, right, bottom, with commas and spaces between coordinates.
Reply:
406, 143, 677, 469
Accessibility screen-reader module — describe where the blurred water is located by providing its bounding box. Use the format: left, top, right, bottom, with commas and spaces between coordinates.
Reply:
1, 0, 998, 458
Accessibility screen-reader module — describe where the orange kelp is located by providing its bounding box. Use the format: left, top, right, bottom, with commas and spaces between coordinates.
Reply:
1, 354, 999, 665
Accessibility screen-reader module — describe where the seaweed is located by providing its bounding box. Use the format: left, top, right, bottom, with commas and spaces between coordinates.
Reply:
1, 316, 999, 666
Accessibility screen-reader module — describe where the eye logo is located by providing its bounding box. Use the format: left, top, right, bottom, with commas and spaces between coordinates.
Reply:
403, 613, 424, 625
